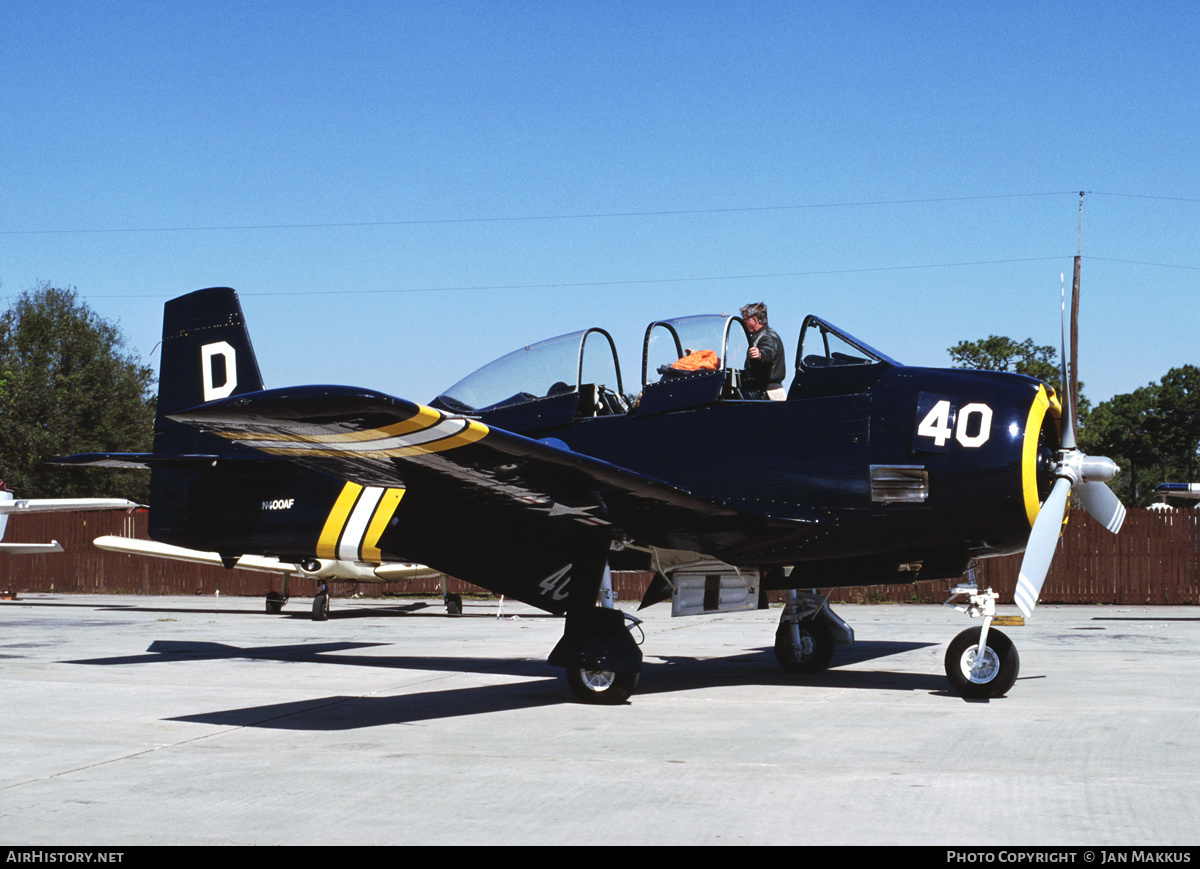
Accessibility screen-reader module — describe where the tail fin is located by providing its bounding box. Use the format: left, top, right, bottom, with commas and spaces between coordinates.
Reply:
150, 288, 266, 549
156, 287, 264, 420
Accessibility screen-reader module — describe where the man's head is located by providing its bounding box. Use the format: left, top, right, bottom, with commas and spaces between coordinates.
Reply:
740, 302, 768, 332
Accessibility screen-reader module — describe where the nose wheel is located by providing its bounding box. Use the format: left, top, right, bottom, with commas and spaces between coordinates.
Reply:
944, 579, 1022, 698
945, 626, 1020, 698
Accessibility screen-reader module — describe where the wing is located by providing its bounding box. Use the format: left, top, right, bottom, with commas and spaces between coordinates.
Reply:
0, 542, 65, 554
0, 494, 137, 554
170, 386, 817, 560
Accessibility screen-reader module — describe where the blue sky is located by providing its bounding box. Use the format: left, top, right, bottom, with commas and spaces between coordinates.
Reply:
2, 1, 1196, 406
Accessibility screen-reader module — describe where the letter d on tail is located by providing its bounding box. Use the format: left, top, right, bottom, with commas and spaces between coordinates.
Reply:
156, 287, 264, 418
201, 341, 237, 402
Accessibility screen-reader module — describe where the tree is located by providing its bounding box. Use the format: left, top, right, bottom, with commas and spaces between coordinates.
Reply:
0, 282, 155, 501
1156, 365, 1200, 484
1078, 385, 1161, 505
948, 335, 1089, 418
1079, 366, 1200, 506
948, 335, 1060, 384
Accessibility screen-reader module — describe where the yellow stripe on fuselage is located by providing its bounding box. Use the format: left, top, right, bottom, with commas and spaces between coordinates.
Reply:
317, 482, 363, 559
361, 488, 405, 563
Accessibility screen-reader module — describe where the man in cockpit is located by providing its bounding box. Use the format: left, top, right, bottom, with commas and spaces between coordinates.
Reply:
740, 302, 786, 400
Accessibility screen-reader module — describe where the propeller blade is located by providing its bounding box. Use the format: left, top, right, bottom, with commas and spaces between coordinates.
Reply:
1077, 480, 1127, 534
1058, 276, 1076, 451
1014, 476, 1072, 618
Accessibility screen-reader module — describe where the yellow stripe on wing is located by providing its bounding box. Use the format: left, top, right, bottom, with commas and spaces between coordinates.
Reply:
212, 404, 443, 443
255, 418, 490, 458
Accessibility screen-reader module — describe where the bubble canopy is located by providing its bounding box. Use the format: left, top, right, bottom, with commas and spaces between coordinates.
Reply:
432, 328, 625, 414
429, 313, 897, 419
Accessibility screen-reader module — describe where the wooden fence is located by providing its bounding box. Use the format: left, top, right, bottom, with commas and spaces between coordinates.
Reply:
2, 507, 1197, 606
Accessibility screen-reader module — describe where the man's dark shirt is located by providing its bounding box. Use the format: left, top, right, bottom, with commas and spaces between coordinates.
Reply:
744, 325, 786, 390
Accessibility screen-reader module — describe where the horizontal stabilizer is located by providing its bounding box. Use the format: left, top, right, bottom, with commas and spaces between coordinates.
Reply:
94, 535, 299, 574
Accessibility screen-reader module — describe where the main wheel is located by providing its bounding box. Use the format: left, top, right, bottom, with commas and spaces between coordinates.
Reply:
265, 591, 286, 614
312, 593, 329, 622
566, 667, 638, 705
945, 626, 1020, 698
445, 593, 462, 616
774, 615, 835, 673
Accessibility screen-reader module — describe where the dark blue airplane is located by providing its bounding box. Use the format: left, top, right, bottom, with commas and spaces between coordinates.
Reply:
59, 287, 1124, 702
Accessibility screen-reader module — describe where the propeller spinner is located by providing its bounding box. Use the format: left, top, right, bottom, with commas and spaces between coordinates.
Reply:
1013, 277, 1126, 617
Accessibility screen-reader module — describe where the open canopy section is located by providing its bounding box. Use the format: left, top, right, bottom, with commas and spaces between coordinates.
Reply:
431, 328, 628, 432
789, 315, 900, 398
641, 315, 750, 386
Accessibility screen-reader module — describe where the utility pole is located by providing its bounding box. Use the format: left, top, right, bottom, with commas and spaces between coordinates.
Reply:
1070, 192, 1083, 442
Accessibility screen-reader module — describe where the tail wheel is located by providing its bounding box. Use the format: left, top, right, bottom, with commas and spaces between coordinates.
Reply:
945, 626, 1020, 698
774, 616, 835, 674
567, 667, 638, 705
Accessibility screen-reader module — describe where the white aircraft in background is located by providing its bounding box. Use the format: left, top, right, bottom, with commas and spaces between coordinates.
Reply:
0, 483, 139, 554
93, 534, 449, 620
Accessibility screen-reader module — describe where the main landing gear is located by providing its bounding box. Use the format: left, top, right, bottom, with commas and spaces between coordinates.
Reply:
774, 589, 854, 674
944, 579, 1022, 699
552, 608, 645, 705
313, 581, 330, 621
266, 573, 292, 614
566, 665, 640, 705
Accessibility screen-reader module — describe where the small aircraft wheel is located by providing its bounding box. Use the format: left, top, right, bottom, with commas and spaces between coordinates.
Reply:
265, 591, 285, 614
774, 616, 835, 673
566, 667, 638, 705
945, 627, 1020, 698
312, 593, 329, 622
445, 593, 462, 616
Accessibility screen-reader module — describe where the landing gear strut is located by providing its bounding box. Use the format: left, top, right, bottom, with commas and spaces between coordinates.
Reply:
944, 577, 1022, 698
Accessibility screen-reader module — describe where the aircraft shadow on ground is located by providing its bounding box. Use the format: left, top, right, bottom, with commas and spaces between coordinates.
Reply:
66, 637, 947, 729
2, 598, 553, 620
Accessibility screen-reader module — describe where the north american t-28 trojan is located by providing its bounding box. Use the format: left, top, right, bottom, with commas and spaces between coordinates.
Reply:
59, 286, 1125, 702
